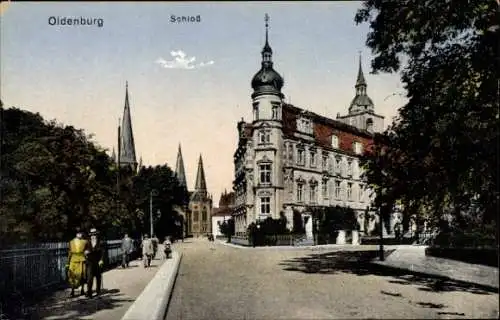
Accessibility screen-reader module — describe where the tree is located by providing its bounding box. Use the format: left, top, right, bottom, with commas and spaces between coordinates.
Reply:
0, 107, 124, 243
356, 1, 499, 238
132, 164, 188, 240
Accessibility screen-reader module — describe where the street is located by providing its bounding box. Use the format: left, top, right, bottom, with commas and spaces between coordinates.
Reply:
166, 239, 498, 319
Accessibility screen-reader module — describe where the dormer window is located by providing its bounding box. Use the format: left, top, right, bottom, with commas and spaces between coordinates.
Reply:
332, 135, 339, 149
297, 116, 313, 135
353, 141, 363, 155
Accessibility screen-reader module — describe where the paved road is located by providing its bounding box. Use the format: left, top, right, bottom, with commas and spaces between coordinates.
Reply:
166, 239, 498, 320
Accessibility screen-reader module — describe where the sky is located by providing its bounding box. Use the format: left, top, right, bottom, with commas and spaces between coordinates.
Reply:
0, 1, 408, 206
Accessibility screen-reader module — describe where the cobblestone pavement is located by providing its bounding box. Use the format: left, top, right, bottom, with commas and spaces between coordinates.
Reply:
34, 254, 166, 320
166, 238, 499, 320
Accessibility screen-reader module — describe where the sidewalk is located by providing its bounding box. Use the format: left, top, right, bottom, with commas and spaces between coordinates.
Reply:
33, 256, 165, 320
371, 247, 499, 291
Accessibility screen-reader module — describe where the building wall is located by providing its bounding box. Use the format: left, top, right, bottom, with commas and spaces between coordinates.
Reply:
188, 200, 212, 236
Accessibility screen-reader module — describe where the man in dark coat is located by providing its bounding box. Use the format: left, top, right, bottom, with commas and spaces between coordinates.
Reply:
85, 228, 105, 298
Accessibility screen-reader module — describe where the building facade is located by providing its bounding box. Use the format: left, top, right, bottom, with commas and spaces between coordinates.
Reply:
232, 16, 387, 238
211, 190, 235, 238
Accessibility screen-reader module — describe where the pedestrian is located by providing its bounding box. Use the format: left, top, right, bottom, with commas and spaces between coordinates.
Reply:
121, 233, 133, 268
163, 236, 172, 259
141, 234, 154, 268
151, 234, 159, 260
85, 228, 105, 298
66, 229, 88, 297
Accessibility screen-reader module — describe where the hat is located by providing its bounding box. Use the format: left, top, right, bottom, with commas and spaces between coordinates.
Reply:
89, 228, 99, 235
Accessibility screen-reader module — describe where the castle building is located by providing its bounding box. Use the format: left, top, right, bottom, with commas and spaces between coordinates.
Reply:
232, 15, 385, 238
175, 145, 213, 237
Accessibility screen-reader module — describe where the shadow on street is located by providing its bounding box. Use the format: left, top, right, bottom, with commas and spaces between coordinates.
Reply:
279, 250, 496, 296
20, 288, 133, 320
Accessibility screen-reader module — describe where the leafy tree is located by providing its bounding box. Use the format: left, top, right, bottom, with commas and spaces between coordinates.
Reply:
356, 1, 499, 238
132, 164, 188, 240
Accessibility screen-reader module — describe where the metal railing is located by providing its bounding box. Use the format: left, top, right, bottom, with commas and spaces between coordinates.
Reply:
0, 239, 135, 299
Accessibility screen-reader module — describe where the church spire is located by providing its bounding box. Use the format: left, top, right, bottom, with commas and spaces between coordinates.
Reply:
175, 143, 187, 188
194, 154, 207, 192
111, 147, 116, 163
119, 81, 137, 171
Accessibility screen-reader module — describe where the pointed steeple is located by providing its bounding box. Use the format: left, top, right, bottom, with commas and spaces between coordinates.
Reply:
349, 53, 374, 113
190, 154, 208, 203
138, 156, 143, 169
175, 144, 187, 188
111, 147, 116, 163
262, 13, 272, 62
356, 52, 367, 88
119, 81, 137, 170
194, 154, 207, 192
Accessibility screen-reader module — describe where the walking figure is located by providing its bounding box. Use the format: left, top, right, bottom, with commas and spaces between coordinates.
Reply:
121, 233, 134, 268
85, 228, 105, 298
163, 236, 172, 259
66, 229, 88, 297
151, 234, 159, 260
141, 234, 154, 268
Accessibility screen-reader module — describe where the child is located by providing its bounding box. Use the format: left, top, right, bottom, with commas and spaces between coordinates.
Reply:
163, 236, 172, 259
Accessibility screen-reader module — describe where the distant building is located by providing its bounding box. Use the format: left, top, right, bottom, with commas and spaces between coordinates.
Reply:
212, 190, 235, 238
232, 15, 387, 239
175, 145, 213, 237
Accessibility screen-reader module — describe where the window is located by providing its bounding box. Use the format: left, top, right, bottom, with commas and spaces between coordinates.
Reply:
259, 164, 271, 184
335, 156, 341, 173
297, 149, 305, 165
334, 181, 341, 199
322, 155, 328, 170
347, 160, 353, 176
310, 184, 317, 203
353, 142, 363, 155
259, 130, 270, 144
297, 183, 303, 202
322, 180, 328, 198
332, 135, 339, 149
359, 184, 364, 202
202, 209, 207, 221
310, 150, 317, 167
272, 106, 278, 119
193, 211, 199, 221
260, 197, 270, 214
347, 183, 353, 201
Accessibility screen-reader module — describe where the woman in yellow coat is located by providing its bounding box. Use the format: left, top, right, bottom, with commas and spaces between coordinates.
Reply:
66, 230, 88, 297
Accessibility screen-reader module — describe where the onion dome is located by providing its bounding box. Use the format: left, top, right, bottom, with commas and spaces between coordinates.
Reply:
251, 14, 284, 98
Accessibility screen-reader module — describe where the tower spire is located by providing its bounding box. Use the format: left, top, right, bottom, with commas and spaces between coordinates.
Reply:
356, 51, 367, 88
349, 52, 374, 113
261, 13, 273, 64
175, 143, 187, 188
119, 81, 137, 171
194, 154, 207, 192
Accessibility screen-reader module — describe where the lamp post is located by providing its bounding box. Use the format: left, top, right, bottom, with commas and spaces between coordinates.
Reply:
149, 190, 158, 236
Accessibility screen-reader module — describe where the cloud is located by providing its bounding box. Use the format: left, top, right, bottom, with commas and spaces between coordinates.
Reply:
155, 50, 214, 70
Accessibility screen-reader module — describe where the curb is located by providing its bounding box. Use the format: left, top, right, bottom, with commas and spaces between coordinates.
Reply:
121, 251, 183, 320
369, 261, 499, 293
217, 240, 424, 251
